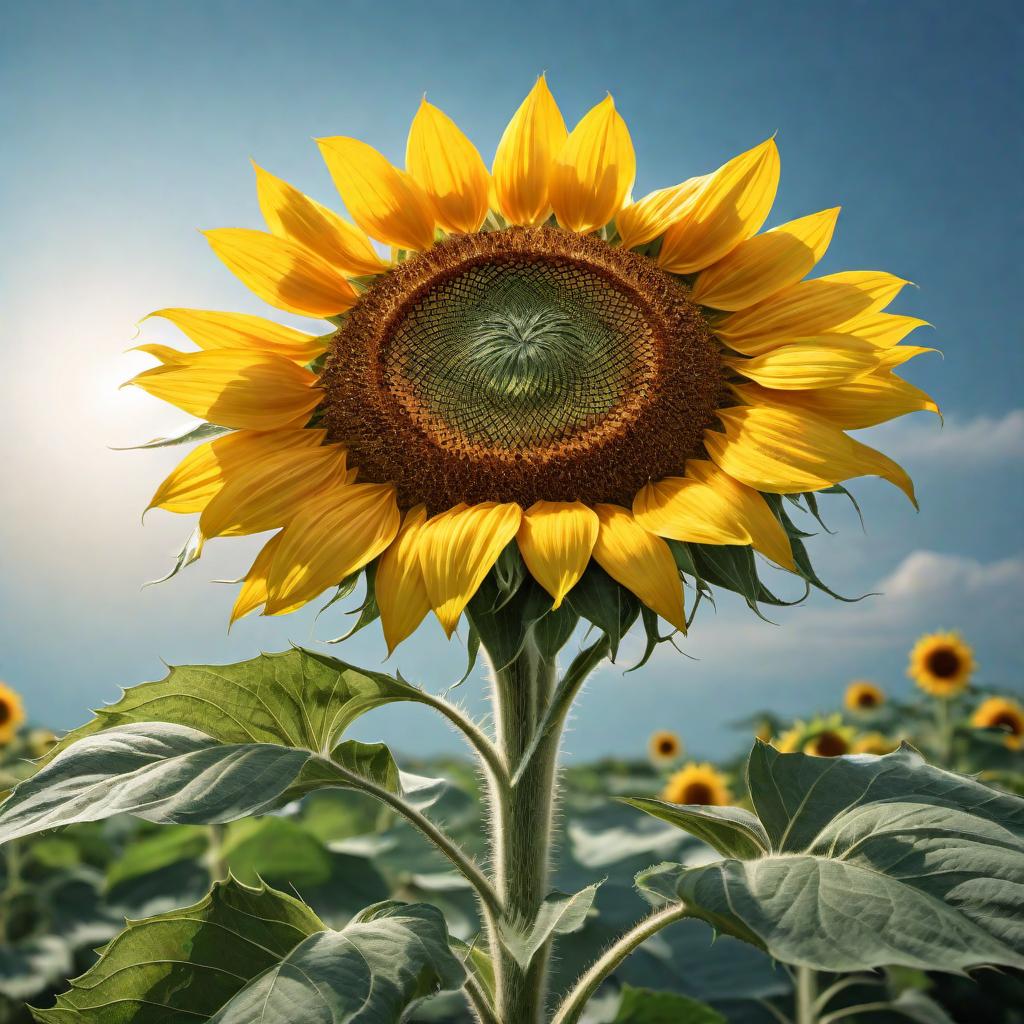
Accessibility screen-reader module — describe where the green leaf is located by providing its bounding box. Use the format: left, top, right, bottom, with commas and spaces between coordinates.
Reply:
44, 648, 425, 763
613, 985, 726, 1023
619, 799, 768, 859
105, 825, 208, 890
324, 562, 381, 643
0, 724, 325, 843
206, 901, 465, 1023
636, 743, 1024, 974
533, 600, 581, 659
567, 563, 640, 661
111, 420, 231, 450
32, 877, 325, 1022
498, 882, 602, 969
221, 817, 333, 888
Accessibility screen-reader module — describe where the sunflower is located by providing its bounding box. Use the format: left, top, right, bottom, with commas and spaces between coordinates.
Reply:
908, 632, 975, 697
776, 714, 855, 756
852, 732, 898, 755
648, 729, 683, 764
0, 683, 26, 746
844, 680, 885, 712
971, 697, 1024, 750
662, 762, 731, 806
130, 76, 936, 648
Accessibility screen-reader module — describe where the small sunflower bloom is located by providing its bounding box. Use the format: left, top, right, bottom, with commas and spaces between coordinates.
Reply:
909, 632, 975, 698
852, 732, 898, 755
776, 714, 855, 757
662, 762, 731, 806
648, 729, 683, 764
844, 680, 886, 712
0, 683, 26, 746
25, 728, 59, 759
971, 697, 1024, 750
130, 76, 935, 644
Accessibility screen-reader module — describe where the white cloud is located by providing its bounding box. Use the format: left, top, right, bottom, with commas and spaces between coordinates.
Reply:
873, 409, 1024, 462
879, 550, 1024, 599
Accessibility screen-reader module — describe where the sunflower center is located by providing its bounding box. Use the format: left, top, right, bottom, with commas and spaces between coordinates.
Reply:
682, 782, 715, 805
322, 227, 722, 511
857, 692, 879, 708
991, 712, 1022, 735
811, 731, 848, 756
0, 700, 10, 725
926, 648, 962, 679
657, 739, 676, 755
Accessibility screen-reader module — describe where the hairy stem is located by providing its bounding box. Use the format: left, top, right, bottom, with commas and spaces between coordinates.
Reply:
416, 688, 508, 788
795, 965, 818, 1024
489, 634, 559, 1024
551, 903, 689, 1024
207, 823, 228, 883
330, 761, 501, 919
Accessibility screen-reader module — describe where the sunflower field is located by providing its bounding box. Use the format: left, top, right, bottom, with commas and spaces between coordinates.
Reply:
2, 61, 1022, 1024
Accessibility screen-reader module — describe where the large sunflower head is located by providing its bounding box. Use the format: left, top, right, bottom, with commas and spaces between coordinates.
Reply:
662, 762, 731, 806
971, 697, 1024, 750
776, 714, 855, 756
0, 682, 26, 746
648, 729, 683, 764
908, 631, 975, 698
129, 77, 937, 649
844, 680, 886, 712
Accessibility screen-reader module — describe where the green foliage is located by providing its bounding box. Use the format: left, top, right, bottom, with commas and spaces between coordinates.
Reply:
497, 882, 602, 969
632, 742, 1024, 974
612, 985, 725, 1023
31, 878, 463, 1023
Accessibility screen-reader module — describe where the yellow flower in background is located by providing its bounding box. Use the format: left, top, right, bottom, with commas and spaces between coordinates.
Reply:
844, 680, 885, 712
776, 714, 855, 757
852, 732, 898, 755
648, 729, 683, 764
0, 683, 26, 745
909, 632, 975, 697
130, 75, 936, 647
971, 697, 1024, 750
662, 762, 731, 806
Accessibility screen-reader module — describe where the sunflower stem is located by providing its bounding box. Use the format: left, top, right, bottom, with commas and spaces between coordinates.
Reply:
795, 965, 819, 1024
487, 632, 560, 1024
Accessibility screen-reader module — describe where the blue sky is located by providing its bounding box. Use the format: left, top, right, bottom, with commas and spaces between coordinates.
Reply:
1, 1, 1021, 761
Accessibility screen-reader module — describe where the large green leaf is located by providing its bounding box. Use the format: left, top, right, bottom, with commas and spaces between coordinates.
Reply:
617, 800, 768, 860
0, 724, 322, 844
632, 743, 1024, 973
33, 877, 324, 1022
33, 882, 464, 1023
44, 647, 425, 763
207, 901, 465, 1023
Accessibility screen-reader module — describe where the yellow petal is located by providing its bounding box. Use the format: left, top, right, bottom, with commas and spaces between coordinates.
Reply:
231, 532, 284, 624
144, 308, 325, 364
516, 501, 599, 609
253, 163, 387, 276
406, 98, 489, 234
549, 95, 635, 234
317, 136, 436, 251
735, 373, 940, 429
633, 461, 795, 571
592, 505, 686, 632
126, 349, 321, 430
199, 443, 348, 538
148, 429, 324, 515
692, 208, 840, 310
265, 482, 400, 614
204, 228, 357, 318
492, 75, 567, 226
874, 345, 938, 370
705, 404, 916, 505
375, 505, 431, 653
131, 343, 188, 365
838, 311, 930, 348
724, 334, 882, 389
615, 176, 706, 250
418, 503, 522, 636
658, 139, 780, 275
716, 271, 909, 352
